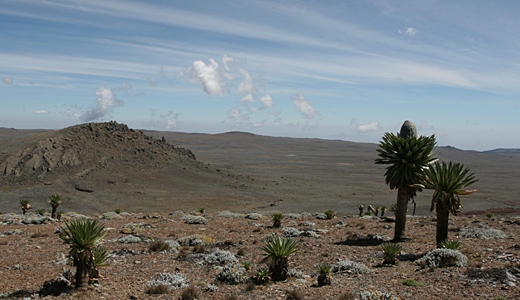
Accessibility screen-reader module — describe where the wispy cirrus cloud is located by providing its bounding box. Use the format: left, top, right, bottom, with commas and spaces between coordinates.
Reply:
34, 110, 49, 114
2, 77, 13, 85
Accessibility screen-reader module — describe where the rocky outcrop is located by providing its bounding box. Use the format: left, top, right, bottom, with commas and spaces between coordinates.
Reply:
0, 121, 196, 182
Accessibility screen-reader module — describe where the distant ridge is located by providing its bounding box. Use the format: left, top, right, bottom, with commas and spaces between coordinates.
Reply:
483, 148, 520, 154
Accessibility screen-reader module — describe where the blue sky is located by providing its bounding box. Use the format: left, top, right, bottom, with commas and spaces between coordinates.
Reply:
1, 0, 520, 151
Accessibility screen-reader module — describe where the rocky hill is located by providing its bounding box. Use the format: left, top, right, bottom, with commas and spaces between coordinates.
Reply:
1, 121, 196, 184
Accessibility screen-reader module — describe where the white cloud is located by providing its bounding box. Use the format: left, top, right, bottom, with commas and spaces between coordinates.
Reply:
293, 93, 316, 118
260, 94, 273, 108
165, 114, 179, 130
34, 110, 49, 114
357, 121, 380, 133
189, 59, 224, 96
227, 107, 248, 121
2, 77, 13, 85
238, 68, 255, 93
81, 86, 124, 121
399, 27, 417, 37
240, 94, 255, 104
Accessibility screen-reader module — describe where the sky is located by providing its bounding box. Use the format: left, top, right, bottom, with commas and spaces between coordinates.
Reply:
1, 0, 520, 151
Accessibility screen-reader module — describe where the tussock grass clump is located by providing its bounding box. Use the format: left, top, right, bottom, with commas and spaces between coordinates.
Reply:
149, 240, 170, 252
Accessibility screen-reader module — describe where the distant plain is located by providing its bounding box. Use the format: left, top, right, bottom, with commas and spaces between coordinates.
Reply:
1, 125, 519, 216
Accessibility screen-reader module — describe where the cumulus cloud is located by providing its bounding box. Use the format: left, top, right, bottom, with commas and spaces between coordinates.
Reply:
238, 68, 255, 93
399, 27, 417, 37
163, 112, 179, 130
260, 94, 273, 108
227, 107, 248, 121
2, 77, 13, 85
189, 59, 224, 96
81, 86, 124, 121
240, 94, 255, 104
293, 93, 316, 118
357, 121, 380, 133
34, 110, 49, 114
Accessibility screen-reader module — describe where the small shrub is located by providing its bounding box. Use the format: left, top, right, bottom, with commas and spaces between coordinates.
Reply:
286, 289, 305, 300
402, 279, 423, 287
31, 232, 49, 238
253, 268, 270, 285
201, 248, 238, 265
381, 242, 401, 265
332, 260, 371, 274
180, 286, 200, 300
114, 208, 121, 214
36, 209, 47, 216
485, 212, 494, 219
215, 262, 247, 285
272, 213, 284, 228
145, 272, 189, 293
358, 290, 401, 300
317, 263, 332, 286
283, 227, 302, 237
338, 292, 356, 300
416, 248, 467, 269
149, 240, 170, 253
198, 207, 205, 214
182, 215, 207, 224
116, 235, 142, 244
242, 261, 251, 271
324, 210, 336, 219
459, 226, 507, 239
439, 240, 461, 250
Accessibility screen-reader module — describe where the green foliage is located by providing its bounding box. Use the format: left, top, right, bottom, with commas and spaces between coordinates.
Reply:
439, 240, 461, 250
253, 268, 270, 285
375, 132, 437, 190
261, 235, 298, 281
389, 203, 397, 215
485, 212, 494, 219
36, 209, 47, 216
60, 219, 107, 251
92, 245, 110, 268
272, 213, 284, 228
402, 279, 423, 287
198, 207, 205, 214
318, 263, 331, 274
59, 218, 107, 288
323, 210, 336, 219
381, 242, 401, 265
261, 235, 299, 259
114, 208, 121, 214
19, 199, 31, 214
420, 161, 478, 215
241, 261, 251, 271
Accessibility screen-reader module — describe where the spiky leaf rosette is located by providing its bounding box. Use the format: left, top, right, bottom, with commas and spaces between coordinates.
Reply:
420, 161, 478, 215
261, 235, 298, 259
60, 219, 107, 257
375, 132, 437, 191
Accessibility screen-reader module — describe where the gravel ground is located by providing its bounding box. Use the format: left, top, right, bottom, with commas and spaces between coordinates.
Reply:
1, 211, 519, 300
